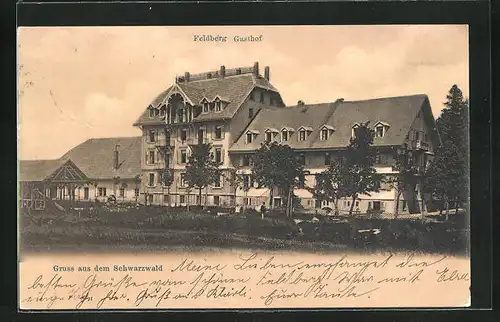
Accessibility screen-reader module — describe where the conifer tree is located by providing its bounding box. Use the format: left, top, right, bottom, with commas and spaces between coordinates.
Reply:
426, 85, 469, 216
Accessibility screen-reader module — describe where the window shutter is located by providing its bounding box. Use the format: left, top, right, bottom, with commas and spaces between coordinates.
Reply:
221, 148, 225, 164
177, 150, 181, 164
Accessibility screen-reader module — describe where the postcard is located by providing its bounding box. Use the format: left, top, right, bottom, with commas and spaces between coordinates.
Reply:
18, 25, 470, 310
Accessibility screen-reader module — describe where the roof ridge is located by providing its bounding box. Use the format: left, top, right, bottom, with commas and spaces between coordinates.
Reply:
341, 94, 428, 104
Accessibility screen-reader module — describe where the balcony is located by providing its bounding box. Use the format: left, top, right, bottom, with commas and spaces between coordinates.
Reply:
411, 140, 429, 151
155, 137, 174, 154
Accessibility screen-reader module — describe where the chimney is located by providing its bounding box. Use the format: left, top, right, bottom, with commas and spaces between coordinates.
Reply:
184, 72, 190, 82
264, 66, 270, 81
114, 145, 120, 170
220, 65, 226, 78
298, 100, 305, 106
253, 62, 259, 76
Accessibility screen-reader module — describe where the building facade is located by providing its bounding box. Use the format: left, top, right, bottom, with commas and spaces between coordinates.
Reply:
133, 62, 285, 207
20, 62, 441, 216
229, 94, 440, 215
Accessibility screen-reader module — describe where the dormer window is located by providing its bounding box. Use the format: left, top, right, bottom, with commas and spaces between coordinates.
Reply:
215, 100, 222, 112
264, 128, 278, 143
299, 130, 306, 141
149, 107, 155, 118
297, 126, 312, 142
319, 125, 335, 141
320, 129, 328, 140
245, 130, 259, 144
374, 121, 390, 138
351, 123, 360, 138
203, 102, 209, 113
281, 130, 289, 142
259, 91, 265, 103
160, 106, 166, 117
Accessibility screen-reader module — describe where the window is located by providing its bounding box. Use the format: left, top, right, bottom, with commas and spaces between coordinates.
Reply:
324, 153, 331, 165
198, 128, 205, 144
215, 148, 222, 164
149, 108, 155, 118
347, 201, 350, 207
134, 188, 140, 197
415, 131, 420, 141
209, 102, 215, 111
148, 194, 154, 204
160, 107, 166, 117
320, 128, 329, 141
299, 130, 306, 141
83, 187, 89, 200
149, 130, 156, 143
180, 149, 187, 164
355, 201, 359, 207
375, 153, 381, 164
246, 132, 253, 144
298, 154, 306, 165
243, 175, 250, 189
214, 176, 222, 188
98, 187, 106, 197
178, 109, 185, 123
281, 130, 289, 142
259, 91, 265, 103
215, 100, 222, 112
180, 173, 187, 187
119, 188, 125, 198
215, 126, 223, 139
165, 130, 171, 143
265, 131, 272, 142
270, 97, 275, 106
147, 150, 155, 164
248, 108, 254, 119
424, 133, 428, 142
242, 155, 250, 167
180, 195, 185, 204
375, 126, 384, 138
203, 102, 209, 113
244, 197, 249, 205
164, 195, 170, 204
180, 128, 188, 141
148, 173, 155, 186
352, 124, 359, 138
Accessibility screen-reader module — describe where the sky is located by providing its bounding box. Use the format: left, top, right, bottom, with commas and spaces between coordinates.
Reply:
17, 25, 468, 160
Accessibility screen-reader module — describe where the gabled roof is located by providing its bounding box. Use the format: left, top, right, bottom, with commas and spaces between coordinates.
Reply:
134, 67, 282, 126
230, 94, 430, 152
19, 159, 68, 182
321, 124, 336, 131
61, 137, 142, 180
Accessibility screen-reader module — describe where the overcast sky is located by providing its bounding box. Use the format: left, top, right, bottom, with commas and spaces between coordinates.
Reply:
18, 25, 468, 160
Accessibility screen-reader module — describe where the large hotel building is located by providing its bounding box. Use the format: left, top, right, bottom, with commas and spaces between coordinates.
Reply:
19, 62, 440, 215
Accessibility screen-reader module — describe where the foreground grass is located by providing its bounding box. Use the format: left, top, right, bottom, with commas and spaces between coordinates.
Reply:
19, 205, 469, 255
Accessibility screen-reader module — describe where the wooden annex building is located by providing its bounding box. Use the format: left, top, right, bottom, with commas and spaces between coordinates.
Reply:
19, 159, 88, 210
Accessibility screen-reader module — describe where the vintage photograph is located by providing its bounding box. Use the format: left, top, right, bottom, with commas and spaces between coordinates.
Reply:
17, 26, 470, 309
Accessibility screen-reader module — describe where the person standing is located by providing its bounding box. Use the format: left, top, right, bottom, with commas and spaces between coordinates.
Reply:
260, 201, 266, 220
